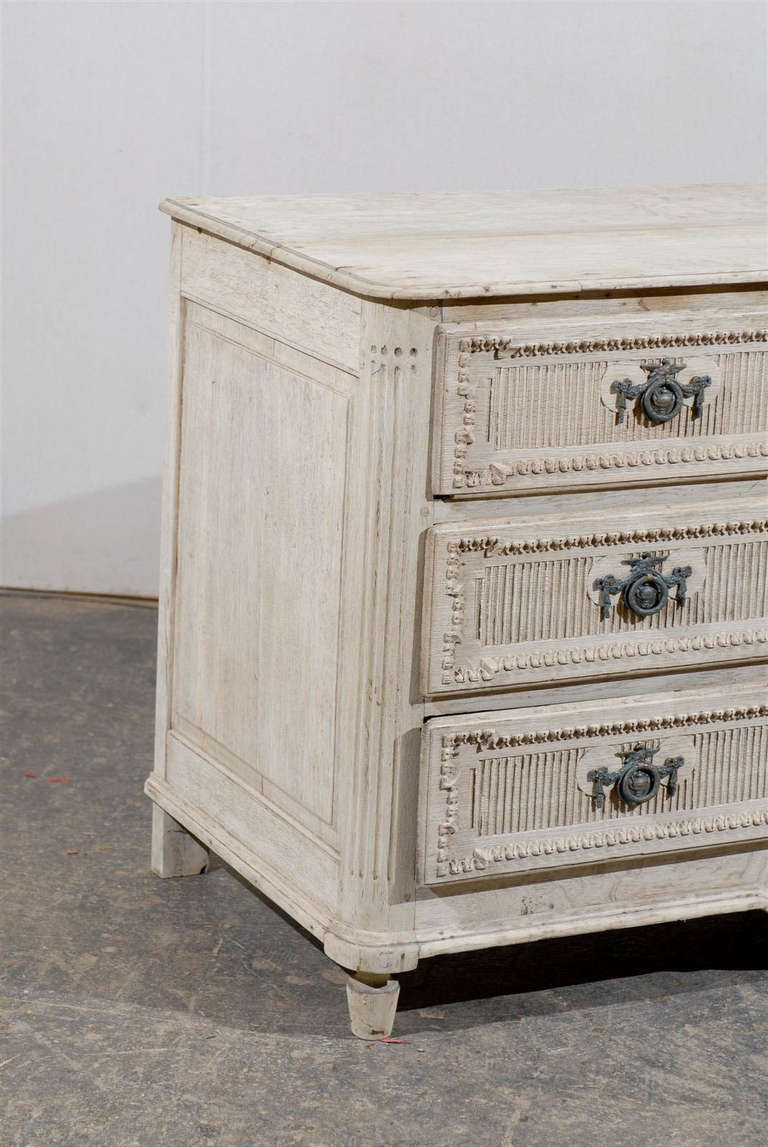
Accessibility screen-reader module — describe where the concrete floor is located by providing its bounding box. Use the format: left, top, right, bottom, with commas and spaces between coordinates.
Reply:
1, 593, 767, 1147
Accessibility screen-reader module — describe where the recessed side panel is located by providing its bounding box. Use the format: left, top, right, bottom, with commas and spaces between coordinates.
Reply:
420, 684, 768, 886
171, 302, 354, 839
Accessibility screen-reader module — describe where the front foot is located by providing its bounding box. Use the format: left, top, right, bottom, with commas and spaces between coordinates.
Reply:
345, 972, 400, 1040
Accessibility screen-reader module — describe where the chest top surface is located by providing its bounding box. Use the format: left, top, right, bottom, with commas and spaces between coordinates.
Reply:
161, 185, 767, 301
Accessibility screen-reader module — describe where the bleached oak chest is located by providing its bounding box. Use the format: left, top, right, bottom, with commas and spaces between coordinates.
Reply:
145, 187, 768, 1039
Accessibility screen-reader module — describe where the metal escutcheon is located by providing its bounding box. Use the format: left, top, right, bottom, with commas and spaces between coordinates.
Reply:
594, 552, 691, 620
611, 358, 711, 426
588, 745, 685, 810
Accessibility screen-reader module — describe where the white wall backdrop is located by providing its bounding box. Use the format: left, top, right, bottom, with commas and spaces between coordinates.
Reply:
2, 0, 766, 596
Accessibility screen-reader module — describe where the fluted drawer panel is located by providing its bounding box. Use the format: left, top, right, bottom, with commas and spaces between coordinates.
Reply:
433, 322, 768, 495
419, 684, 768, 884
475, 541, 768, 645
488, 350, 768, 449
470, 725, 768, 837
422, 497, 768, 696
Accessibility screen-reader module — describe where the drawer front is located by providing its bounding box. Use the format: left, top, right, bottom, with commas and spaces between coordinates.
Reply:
433, 323, 768, 495
419, 684, 768, 885
422, 498, 768, 696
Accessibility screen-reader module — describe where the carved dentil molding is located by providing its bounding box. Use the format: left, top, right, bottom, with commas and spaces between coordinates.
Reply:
447, 627, 768, 686
446, 518, 768, 560
454, 440, 768, 490
454, 442, 768, 490
440, 808, 768, 878
459, 330, 768, 358
440, 703, 768, 753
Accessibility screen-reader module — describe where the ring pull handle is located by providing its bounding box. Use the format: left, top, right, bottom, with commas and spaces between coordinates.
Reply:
594, 551, 691, 620
611, 358, 711, 425
588, 744, 684, 810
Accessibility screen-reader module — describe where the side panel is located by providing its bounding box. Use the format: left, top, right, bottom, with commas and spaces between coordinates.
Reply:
148, 231, 367, 926
163, 736, 338, 912
170, 302, 352, 841
153, 222, 185, 777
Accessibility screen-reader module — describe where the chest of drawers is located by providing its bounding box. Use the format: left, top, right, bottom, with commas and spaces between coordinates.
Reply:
145, 187, 768, 1039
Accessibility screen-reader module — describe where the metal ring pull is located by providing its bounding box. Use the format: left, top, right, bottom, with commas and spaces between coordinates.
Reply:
594, 551, 692, 620
587, 744, 685, 810
611, 358, 711, 425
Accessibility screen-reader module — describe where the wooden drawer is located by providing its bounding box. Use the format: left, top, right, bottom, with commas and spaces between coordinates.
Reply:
433, 316, 768, 496
419, 683, 768, 885
422, 496, 768, 697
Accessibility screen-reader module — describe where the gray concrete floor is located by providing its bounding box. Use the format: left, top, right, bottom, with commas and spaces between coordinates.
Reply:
1, 593, 767, 1147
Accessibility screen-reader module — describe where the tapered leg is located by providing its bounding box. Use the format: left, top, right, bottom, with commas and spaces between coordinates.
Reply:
151, 804, 210, 877
345, 972, 400, 1040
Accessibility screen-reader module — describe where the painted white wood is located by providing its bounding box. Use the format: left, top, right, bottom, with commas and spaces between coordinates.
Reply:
153, 222, 185, 783
333, 300, 435, 941
433, 476, 767, 525
160, 186, 768, 299
423, 663, 766, 718
414, 847, 768, 961
147, 192, 768, 1038
145, 771, 331, 945
161, 735, 339, 913
440, 290, 768, 326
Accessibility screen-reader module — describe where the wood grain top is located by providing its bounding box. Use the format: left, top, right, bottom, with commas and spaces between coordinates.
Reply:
160, 185, 768, 300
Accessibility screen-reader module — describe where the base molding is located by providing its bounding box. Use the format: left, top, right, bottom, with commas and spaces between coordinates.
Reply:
415, 887, 768, 962
146, 776, 768, 975
324, 883, 768, 972
145, 774, 333, 944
